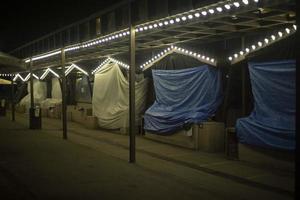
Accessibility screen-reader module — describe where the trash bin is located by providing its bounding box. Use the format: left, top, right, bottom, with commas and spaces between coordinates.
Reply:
225, 127, 238, 160
29, 105, 42, 129
0, 99, 6, 116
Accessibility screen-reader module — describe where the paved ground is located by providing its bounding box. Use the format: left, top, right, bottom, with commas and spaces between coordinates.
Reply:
0, 113, 295, 200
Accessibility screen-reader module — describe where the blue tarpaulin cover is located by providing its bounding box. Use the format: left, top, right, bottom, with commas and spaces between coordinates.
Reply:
236, 60, 295, 151
144, 65, 223, 133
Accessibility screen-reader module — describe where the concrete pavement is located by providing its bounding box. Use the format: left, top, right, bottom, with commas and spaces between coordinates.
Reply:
0, 113, 295, 200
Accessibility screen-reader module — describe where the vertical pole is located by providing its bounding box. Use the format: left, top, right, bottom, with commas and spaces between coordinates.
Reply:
241, 37, 246, 116
29, 59, 34, 109
129, 0, 136, 163
61, 48, 68, 139
11, 78, 15, 121
222, 65, 232, 125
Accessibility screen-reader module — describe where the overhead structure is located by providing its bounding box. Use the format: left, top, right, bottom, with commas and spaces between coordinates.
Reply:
39, 68, 60, 80
140, 45, 217, 71
0, 51, 25, 72
0, 78, 12, 85
65, 63, 89, 76
91, 57, 130, 74
228, 24, 297, 64
6, 0, 293, 69
24, 73, 39, 81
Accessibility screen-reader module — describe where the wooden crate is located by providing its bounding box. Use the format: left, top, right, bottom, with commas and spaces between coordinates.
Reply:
83, 116, 98, 129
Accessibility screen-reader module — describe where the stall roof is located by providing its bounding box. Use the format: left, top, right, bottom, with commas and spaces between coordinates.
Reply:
15, 0, 296, 70
0, 52, 25, 73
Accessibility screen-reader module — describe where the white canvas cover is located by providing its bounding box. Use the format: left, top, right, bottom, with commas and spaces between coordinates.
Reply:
75, 76, 92, 103
39, 78, 62, 109
19, 80, 47, 112
92, 62, 148, 129
51, 78, 62, 99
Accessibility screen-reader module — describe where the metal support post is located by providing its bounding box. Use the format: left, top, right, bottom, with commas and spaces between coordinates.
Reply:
11, 79, 15, 121
61, 48, 68, 139
129, 0, 136, 163
241, 37, 246, 116
29, 59, 34, 109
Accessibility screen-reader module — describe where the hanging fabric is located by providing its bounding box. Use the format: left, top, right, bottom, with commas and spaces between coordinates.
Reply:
19, 79, 47, 112
236, 60, 295, 150
92, 63, 148, 129
75, 75, 92, 103
144, 65, 223, 133
51, 78, 62, 99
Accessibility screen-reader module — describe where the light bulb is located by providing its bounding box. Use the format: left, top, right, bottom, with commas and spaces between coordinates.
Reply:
188, 14, 193, 19
258, 41, 262, 47
234, 54, 238, 58
201, 11, 207, 16
233, 2, 240, 7
153, 24, 158, 28
240, 51, 244, 55
228, 56, 233, 61
293, 25, 297, 30
169, 19, 174, 24
245, 48, 250, 53
278, 31, 283, 37
175, 18, 180, 22
242, 0, 249, 5
182, 16, 187, 21
271, 35, 276, 40
264, 38, 269, 44
285, 28, 290, 34
251, 45, 256, 50
224, 4, 231, 10
149, 25, 153, 29
194, 13, 200, 17
216, 7, 223, 12
159, 22, 163, 26
208, 9, 214, 14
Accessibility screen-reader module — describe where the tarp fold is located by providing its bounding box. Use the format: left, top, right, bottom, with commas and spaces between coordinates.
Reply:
236, 60, 295, 150
144, 65, 223, 133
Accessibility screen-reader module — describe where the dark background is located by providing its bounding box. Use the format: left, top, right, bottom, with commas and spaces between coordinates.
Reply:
0, 0, 124, 53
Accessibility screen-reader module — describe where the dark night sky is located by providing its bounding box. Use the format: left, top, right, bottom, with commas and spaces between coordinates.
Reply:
0, 0, 124, 53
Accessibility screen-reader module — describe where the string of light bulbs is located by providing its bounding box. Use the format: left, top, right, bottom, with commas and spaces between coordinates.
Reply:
22, 0, 260, 63
91, 58, 111, 74
65, 64, 89, 76
13, 74, 25, 82
0, 74, 15, 77
24, 73, 40, 81
39, 68, 60, 80
140, 45, 216, 71
228, 24, 297, 64
135, 0, 258, 33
